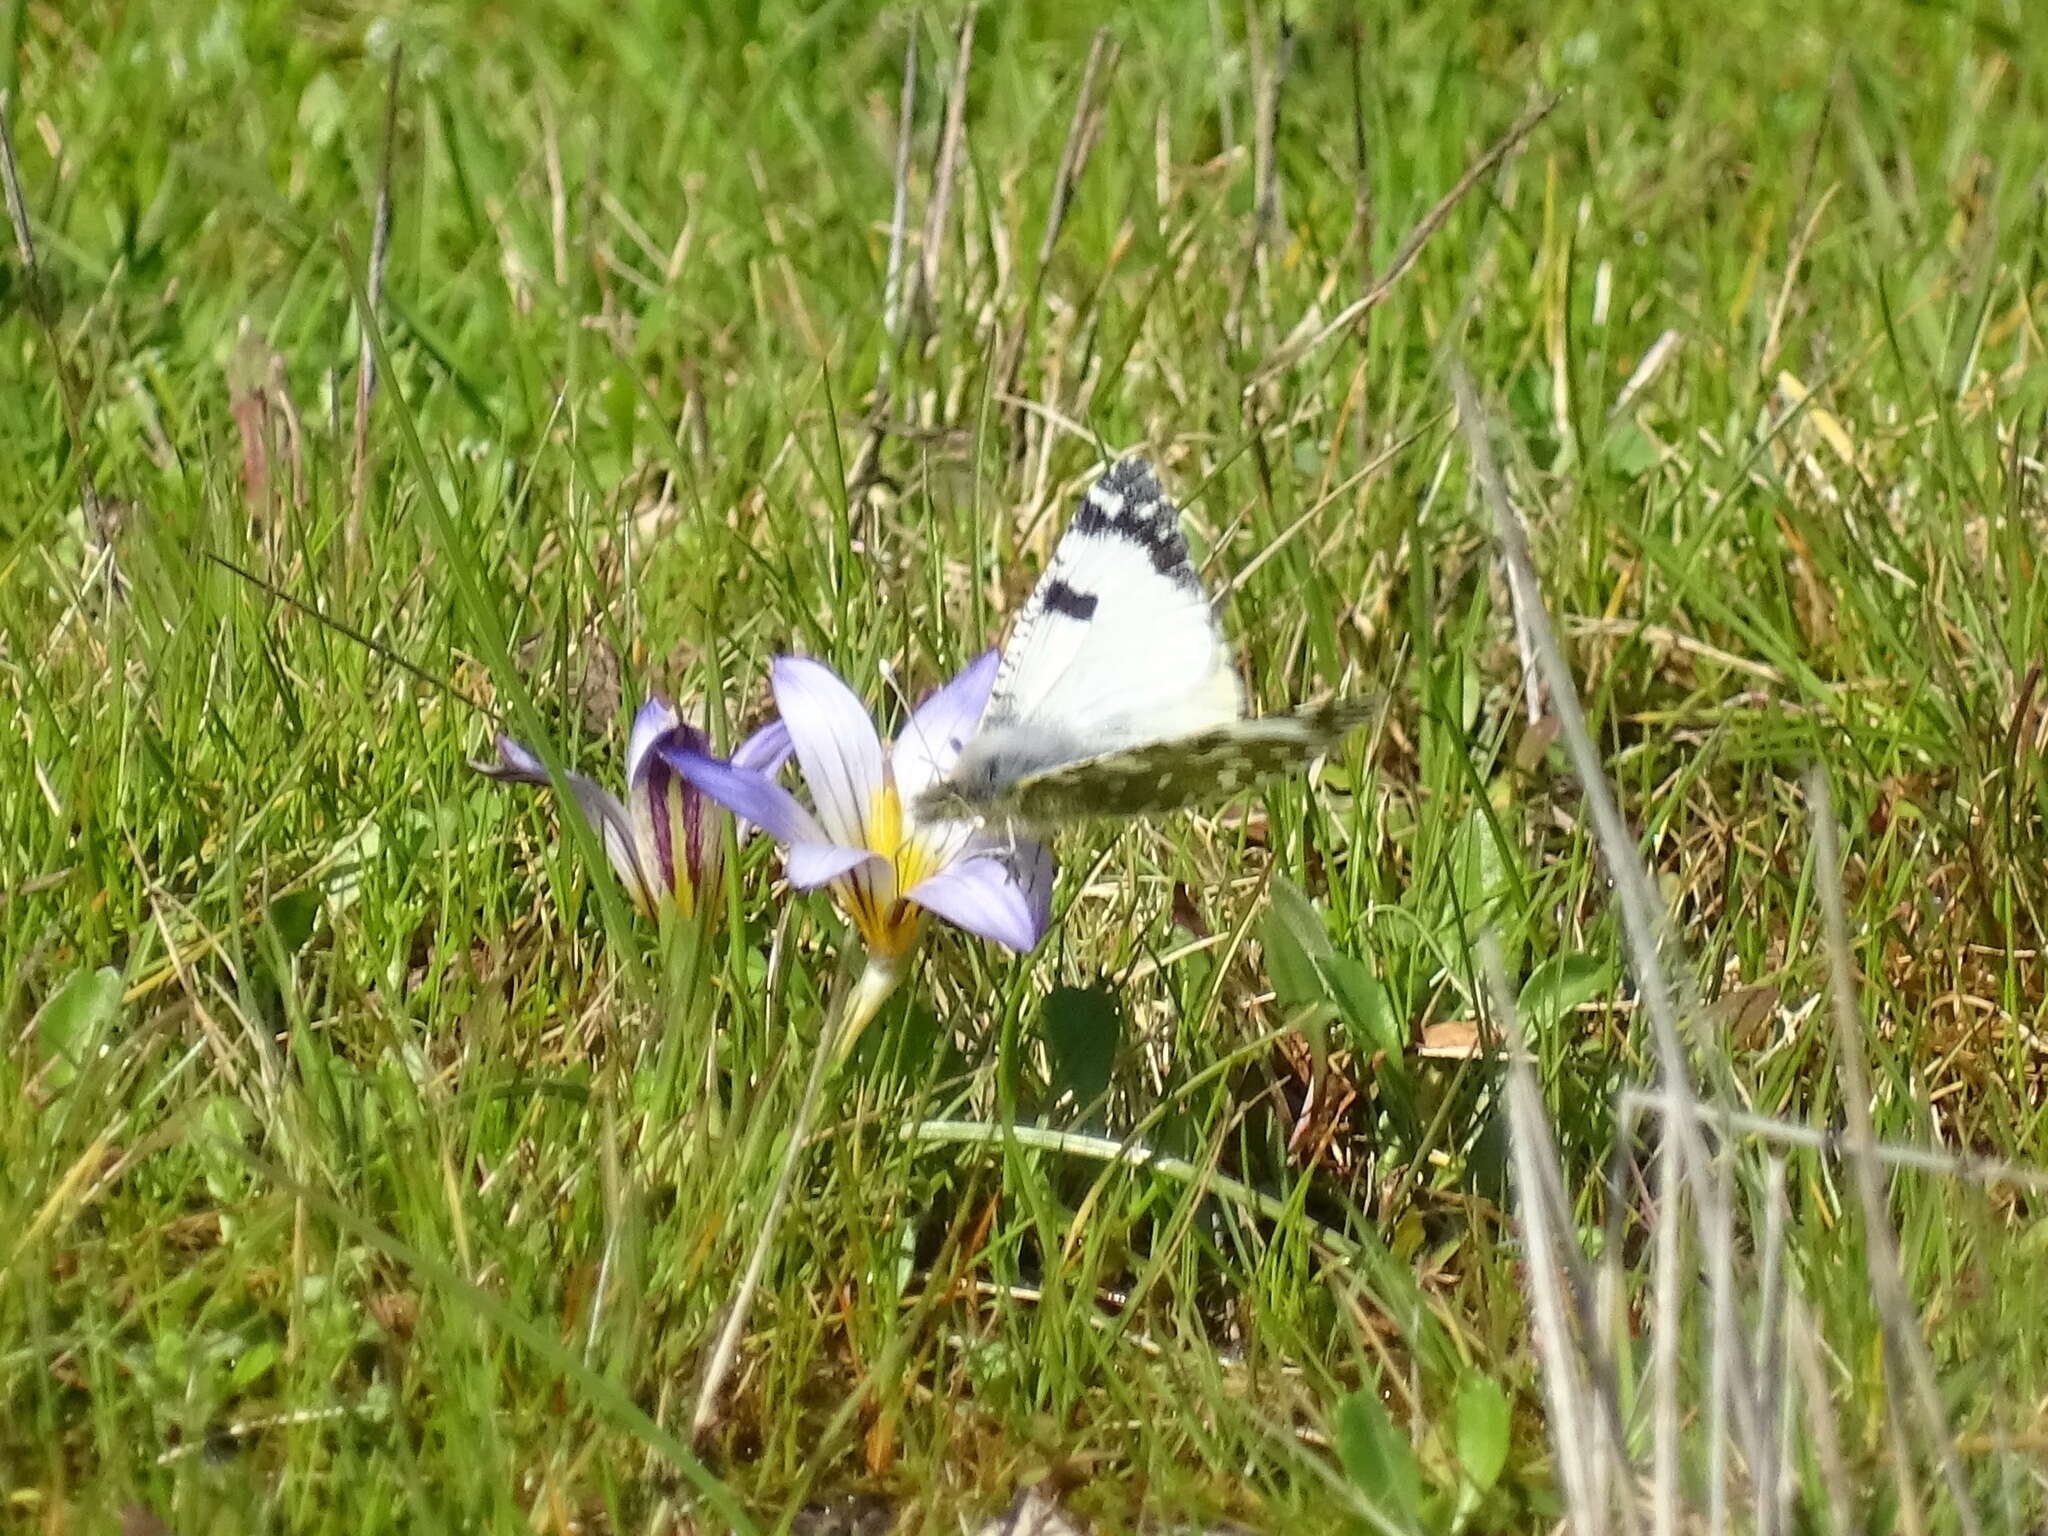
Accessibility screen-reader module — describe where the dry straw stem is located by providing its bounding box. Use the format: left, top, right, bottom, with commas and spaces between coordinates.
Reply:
1248, 93, 1559, 389
996, 27, 1119, 452
690, 954, 902, 1438
877, 24, 918, 392
1345, 13, 1376, 336
1451, 362, 1769, 1494
1248, 4, 1291, 254
1617, 1088, 2048, 1193
918, 6, 977, 311
1753, 1155, 1791, 1536
853, 10, 981, 494
847, 23, 920, 494
907, 1120, 1362, 1263
1807, 769, 1981, 1536
1481, 934, 1639, 1536
1230, 1, 1294, 348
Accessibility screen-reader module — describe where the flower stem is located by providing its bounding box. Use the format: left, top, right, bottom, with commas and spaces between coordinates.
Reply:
689, 950, 903, 1437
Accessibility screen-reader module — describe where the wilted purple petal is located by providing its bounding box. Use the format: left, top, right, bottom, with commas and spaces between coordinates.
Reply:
786, 841, 883, 891
732, 717, 794, 777
473, 735, 647, 902
770, 656, 885, 849
905, 853, 1048, 953
663, 743, 826, 846
892, 648, 999, 804
470, 734, 549, 786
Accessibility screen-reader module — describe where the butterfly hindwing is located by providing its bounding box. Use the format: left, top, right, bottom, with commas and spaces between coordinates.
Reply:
1004, 699, 1374, 824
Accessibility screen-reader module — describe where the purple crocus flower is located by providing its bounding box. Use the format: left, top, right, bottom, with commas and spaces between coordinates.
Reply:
472, 698, 792, 920
661, 652, 1054, 963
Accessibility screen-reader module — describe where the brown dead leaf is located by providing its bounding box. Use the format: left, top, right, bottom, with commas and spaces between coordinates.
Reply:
367, 1288, 419, 1338
1418, 1019, 1484, 1059
1711, 984, 1783, 1053
1514, 714, 1561, 772
161, 1211, 223, 1252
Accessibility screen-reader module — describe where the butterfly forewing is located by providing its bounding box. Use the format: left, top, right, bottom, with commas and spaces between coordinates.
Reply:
982, 457, 1241, 748
927, 455, 1372, 825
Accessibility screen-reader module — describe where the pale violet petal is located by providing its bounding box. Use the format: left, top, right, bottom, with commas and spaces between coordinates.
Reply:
906, 853, 1048, 953
732, 717, 794, 777
593, 814, 653, 908
662, 744, 825, 846
787, 840, 883, 891
626, 697, 685, 789
1011, 837, 1055, 941
892, 648, 1000, 804
771, 656, 886, 849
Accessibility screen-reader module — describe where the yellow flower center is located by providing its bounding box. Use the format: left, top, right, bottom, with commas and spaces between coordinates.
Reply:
834, 775, 944, 959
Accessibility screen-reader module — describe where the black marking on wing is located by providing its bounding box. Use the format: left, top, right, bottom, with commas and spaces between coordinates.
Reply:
1004, 697, 1376, 824
1040, 577, 1098, 620
1069, 457, 1200, 590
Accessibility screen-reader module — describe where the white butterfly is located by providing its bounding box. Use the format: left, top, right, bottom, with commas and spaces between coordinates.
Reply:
915, 457, 1370, 826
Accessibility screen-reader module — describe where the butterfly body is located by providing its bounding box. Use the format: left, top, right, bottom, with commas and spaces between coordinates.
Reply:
916, 457, 1369, 827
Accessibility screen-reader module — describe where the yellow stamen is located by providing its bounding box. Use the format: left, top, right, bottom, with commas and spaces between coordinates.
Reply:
867, 781, 904, 861
836, 776, 935, 959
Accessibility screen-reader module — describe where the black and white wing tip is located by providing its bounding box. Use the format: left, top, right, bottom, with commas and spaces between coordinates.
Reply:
1067, 456, 1203, 593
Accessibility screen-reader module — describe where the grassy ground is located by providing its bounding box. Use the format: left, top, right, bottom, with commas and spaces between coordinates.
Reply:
6, 0, 2048, 1530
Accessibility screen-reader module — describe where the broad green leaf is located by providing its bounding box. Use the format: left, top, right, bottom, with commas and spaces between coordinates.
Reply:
229, 1338, 282, 1390
1040, 984, 1122, 1112
1335, 1387, 1422, 1531
1446, 807, 1514, 926
34, 965, 123, 1089
1265, 881, 1416, 1131
1453, 1374, 1511, 1491
1516, 952, 1613, 1039
267, 890, 323, 953
1327, 954, 1404, 1058
1263, 878, 1335, 1019
1601, 422, 1661, 477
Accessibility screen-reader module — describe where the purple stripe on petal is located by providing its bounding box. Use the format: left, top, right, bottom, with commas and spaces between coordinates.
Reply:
906, 853, 1048, 953
770, 656, 885, 849
663, 743, 827, 846
732, 718, 794, 777
637, 753, 680, 898
630, 708, 713, 904
892, 648, 1000, 804
787, 840, 883, 891
684, 771, 723, 911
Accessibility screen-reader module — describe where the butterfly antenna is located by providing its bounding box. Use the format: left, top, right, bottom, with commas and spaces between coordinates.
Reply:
875, 653, 918, 721
878, 654, 949, 806
1082, 415, 1117, 475
879, 654, 948, 778
201, 550, 499, 722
